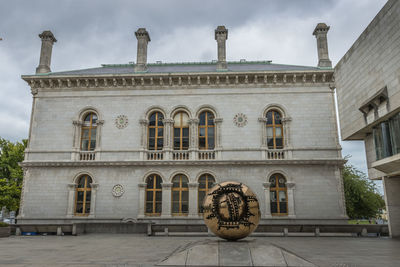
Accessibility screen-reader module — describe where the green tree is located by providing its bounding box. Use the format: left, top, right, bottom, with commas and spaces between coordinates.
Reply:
0, 138, 27, 211
343, 161, 385, 219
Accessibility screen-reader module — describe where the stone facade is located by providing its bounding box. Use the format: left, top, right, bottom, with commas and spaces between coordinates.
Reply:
19, 25, 347, 225
335, 0, 400, 237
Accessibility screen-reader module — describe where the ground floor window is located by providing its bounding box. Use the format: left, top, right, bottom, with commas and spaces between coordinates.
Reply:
172, 174, 189, 216
75, 175, 92, 216
145, 174, 162, 216
269, 173, 288, 215
198, 174, 215, 213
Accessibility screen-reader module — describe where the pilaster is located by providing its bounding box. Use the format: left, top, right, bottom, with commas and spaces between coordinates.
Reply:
262, 182, 272, 218
88, 183, 98, 218
161, 182, 172, 218
66, 183, 77, 218
137, 183, 147, 218
286, 182, 296, 218
188, 182, 199, 217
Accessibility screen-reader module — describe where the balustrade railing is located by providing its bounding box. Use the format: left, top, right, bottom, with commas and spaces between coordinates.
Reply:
79, 151, 96, 161
198, 150, 216, 160
147, 151, 164, 160
172, 151, 190, 160
267, 150, 286, 159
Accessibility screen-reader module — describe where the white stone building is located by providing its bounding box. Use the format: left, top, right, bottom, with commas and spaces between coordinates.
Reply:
18, 25, 347, 225
335, 0, 400, 237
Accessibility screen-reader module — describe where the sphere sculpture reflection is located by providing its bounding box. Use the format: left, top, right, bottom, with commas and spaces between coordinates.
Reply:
202, 181, 261, 240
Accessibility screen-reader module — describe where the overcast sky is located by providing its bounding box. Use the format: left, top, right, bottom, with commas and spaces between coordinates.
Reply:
0, 0, 387, 181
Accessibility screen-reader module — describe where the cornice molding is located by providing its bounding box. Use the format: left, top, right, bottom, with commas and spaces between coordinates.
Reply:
22, 70, 334, 92
20, 158, 345, 167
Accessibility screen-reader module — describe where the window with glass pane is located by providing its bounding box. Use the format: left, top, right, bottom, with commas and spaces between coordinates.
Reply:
81, 113, 97, 151
269, 174, 288, 216
171, 174, 189, 216
148, 112, 164, 150
75, 175, 92, 216
374, 120, 393, 160
198, 174, 216, 213
198, 111, 215, 150
145, 174, 162, 216
266, 110, 284, 149
174, 112, 189, 150
389, 113, 400, 155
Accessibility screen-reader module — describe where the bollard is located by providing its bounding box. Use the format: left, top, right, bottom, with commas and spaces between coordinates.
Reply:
315, 227, 320, 237
361, 227, 368, 237
57, 226, 63, 236
284, 227, 289, 237
164, 227, 169, 236
15, 227, 21, 236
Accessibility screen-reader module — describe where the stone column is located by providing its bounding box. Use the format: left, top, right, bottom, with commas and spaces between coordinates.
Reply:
383, 176, 400, 238
161, 182, 172, 218
36, 31, 57, 74
189, 118, 199, 160
137, 183, 147, 218
282, 117, 292, 159
66, 183, 77, 218
258, 117, 267, 159
215, 26, 228, 70
139, 119, 149, 160
88, 183, 98, 218
72, 120, 82, 160
214, 118, 223, 159
134, 28, 151, 72
163, 119, 174, 160
313, 23, 332, 68
286, 182, 296, 218
263, 182, 272, 218
188, 182, 199, 218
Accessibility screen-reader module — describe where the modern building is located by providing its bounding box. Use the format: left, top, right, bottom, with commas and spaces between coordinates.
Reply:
335, 0, 400, 237
18, 24, 347, 226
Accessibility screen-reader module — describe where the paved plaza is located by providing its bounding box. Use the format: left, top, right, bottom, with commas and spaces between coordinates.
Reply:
0, 234, 399, 266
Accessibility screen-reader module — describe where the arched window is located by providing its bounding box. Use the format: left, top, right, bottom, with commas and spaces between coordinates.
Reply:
75, 175, 92, 216
269, 174, 288, 215
148, 112, 164, 150
173, 112, 189, 150
145, 174, 162, 216
81, 113, 98, 151
266, 110, 283, 149
171, 174, 189, 216
198, 174, 215, 213
199, 111, 215, 150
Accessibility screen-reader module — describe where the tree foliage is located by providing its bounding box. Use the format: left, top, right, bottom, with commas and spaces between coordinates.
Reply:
343, 162, 385, 219
0, 138, 27, 211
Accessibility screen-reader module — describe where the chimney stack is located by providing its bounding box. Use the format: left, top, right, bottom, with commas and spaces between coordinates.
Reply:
36, 31, 57, 74
313, 23, 332, 68
215, 26, 228, 70
135, 28, 151, 72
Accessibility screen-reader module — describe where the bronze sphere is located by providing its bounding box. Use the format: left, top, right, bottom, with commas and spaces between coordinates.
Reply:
202, 181, 261, 240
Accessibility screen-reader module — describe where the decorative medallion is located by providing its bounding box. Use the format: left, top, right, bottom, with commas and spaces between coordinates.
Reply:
233, 113, 248, 127
115, 115, 128, 129
112, 184, 124, 197
202, 181, 260, 241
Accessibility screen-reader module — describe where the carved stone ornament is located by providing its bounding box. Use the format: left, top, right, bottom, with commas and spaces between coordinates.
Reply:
233, 113, 248, 127
112, 184, 124, 197
115, 115, 128, 129
203, 181, 261, 241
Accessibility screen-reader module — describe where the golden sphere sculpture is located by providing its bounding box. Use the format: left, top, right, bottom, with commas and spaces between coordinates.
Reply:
202, 181, 261, 240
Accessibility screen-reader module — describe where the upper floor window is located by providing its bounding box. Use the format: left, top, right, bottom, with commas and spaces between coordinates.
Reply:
266, 110, 283, 149
75, 175, 92, 216
81, 113, 97, 151
269, 173, 287, 216
148, 112, 164, 150
373, 112, 400, 160
199, 111, 215, 150
174, 112, 189, 150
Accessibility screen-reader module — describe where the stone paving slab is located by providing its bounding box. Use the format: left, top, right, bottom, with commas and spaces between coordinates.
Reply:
0, 235, 400, 266
158, 240, 316, 266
